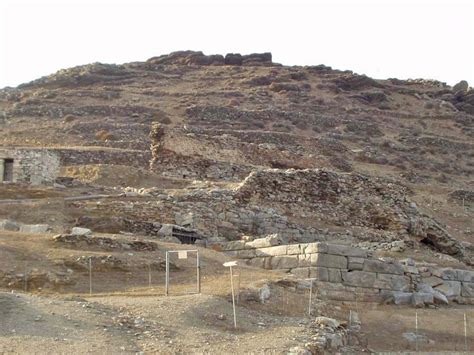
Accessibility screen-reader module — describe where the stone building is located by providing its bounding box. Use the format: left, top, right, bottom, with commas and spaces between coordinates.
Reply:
0, 148, 60, 185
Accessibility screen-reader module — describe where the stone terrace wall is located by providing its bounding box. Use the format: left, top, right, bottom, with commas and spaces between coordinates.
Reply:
223, 239, 474, 305
53, 148, 150, 168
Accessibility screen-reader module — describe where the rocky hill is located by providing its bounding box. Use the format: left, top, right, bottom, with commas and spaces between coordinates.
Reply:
0, 50, 472, 264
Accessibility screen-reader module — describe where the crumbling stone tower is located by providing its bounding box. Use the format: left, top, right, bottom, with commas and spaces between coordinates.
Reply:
149, 122, 165, 170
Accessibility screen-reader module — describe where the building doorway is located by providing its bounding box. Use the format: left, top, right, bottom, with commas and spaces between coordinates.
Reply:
3, 159, 13, 182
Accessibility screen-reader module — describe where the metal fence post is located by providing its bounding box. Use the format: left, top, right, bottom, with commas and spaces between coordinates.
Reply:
148, 263, 152, 288
89, 257, 92, 295
165, 251, 169, 296
24, 262, 27, 292
196, 251, 201, 294
465, 313, 468, 352
415, 311, 418, 351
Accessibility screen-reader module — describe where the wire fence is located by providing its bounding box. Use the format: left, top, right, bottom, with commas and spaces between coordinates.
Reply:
4, 259, 473, 352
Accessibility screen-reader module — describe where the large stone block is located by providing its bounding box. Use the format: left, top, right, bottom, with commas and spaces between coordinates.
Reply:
327, 244, 368, 258
287, 244, 304, 255
256, 245, 288, 257
391, 291, 413, 305
0, 219, 20, 231
309, 267, 329, 281
434, 281, 461, 298
237, 249, 257, 259
305, 242, 328, 254
341, 271, 376, 288
402, 265, 419, 274
457, 270, 474, 283
270, 255, 298, 269
297, 254, 311, 267
246, 257, 265, 269
363, 259, 404, 275
19, 224, 50, 233
311, 253, 347, 269
297, 243, 309, 254
461, 282, 474, 297
327, 268, 342, 283
432, 268, 458, 281
412, 292, 434, 307
421, 276, 444, 287
221, 240, 247, 251
291, 267, 309, 279
374, 274, 410, 292
348, 257, 365, 271
245, 235, 281, 249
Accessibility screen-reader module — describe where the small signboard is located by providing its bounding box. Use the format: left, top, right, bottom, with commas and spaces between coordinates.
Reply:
178, 251, 188, 259
223, 261, 238, 267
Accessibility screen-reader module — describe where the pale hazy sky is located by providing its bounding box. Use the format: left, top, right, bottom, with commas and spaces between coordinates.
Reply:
0, 0, 473, 88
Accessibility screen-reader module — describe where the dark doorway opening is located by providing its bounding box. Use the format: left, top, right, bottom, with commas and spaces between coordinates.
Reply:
3, 159, 13, 182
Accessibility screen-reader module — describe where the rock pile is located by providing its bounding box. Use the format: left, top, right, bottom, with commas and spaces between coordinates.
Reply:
53, 234, 158, 251
232, 168, 470, 263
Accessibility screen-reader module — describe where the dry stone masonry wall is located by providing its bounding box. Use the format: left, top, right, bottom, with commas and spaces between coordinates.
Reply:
223, 238, 474, 306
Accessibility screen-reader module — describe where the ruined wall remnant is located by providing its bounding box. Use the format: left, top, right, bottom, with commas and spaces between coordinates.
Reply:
149, 122, 165, 170
0, 148, 60, 185
223, 239, 474, 306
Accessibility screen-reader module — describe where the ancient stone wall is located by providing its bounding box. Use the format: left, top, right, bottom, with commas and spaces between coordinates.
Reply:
54, 148, 150, 168
0, 148, 60, 185
223, 240, 474, 305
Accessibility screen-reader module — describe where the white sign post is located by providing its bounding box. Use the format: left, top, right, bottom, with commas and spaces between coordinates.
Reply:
224, 261, 238, 329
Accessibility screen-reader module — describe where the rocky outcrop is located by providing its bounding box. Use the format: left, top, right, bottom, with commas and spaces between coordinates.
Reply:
146, 51, 272, 67
334, 74, 384, 91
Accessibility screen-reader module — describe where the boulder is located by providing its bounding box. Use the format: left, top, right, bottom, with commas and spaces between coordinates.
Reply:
240, 282, 271, 303
452, 80, 469, 93
417, 283, 449, 304
0, 219, 20, 231
70, 227, 92, 236
314, 316, 340, 328
157, 224, 174, 237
